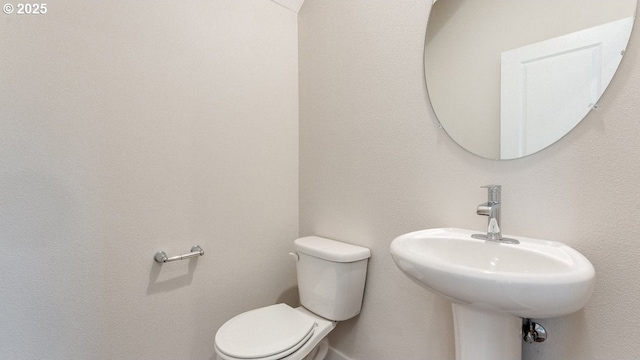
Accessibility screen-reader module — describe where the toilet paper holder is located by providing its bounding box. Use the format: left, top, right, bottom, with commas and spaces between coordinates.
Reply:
154, 246, 204, 264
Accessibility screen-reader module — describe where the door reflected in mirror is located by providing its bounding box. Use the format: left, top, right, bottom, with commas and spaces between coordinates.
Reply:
424, 0, 636, 159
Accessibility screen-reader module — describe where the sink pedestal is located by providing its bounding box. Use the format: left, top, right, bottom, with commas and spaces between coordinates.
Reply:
452, 304, 521, 360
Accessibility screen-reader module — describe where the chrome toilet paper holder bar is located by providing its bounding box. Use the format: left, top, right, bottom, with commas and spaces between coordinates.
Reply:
154, 246, 204, 263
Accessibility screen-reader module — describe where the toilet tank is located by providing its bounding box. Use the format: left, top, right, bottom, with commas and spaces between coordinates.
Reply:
294, 236, 371, 321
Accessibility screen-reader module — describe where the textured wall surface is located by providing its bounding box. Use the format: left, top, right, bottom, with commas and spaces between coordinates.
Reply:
0, 1, 299, 359
3, 0, 640, 359
299, 0, 640, 359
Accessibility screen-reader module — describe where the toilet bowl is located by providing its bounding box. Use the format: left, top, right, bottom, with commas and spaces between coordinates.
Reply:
215, 304, 335, 360
214, 236, 371, 360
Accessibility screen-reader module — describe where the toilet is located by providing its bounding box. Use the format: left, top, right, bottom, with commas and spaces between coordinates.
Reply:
215, 236, 371, 360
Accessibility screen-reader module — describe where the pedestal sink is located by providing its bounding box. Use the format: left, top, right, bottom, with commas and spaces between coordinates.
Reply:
390, 228, 595, 360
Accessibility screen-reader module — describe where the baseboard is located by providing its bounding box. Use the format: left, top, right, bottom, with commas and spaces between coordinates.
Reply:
325, 347, 351, 360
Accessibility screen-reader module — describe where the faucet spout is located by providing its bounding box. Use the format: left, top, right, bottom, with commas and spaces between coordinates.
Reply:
476, 202, 495, 217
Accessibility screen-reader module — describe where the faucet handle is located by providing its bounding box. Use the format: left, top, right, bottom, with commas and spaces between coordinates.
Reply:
480, 184, 501, 190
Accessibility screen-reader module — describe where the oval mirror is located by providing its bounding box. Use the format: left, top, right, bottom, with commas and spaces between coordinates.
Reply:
425, 0, 637, 160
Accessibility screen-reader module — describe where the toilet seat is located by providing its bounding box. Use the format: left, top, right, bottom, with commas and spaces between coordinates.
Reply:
215, 304, 317, 360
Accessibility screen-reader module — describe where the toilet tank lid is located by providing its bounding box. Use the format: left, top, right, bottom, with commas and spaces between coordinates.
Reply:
294, 236, 371, 262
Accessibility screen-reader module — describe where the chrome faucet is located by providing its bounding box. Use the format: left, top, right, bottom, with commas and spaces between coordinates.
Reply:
472, 185, 519, 244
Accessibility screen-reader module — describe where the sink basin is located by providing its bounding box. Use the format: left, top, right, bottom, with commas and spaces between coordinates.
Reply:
391, 228, 596, 360
390, 228, 595, 318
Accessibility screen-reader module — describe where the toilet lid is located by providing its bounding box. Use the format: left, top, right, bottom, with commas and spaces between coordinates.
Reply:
215, 304, 317, 360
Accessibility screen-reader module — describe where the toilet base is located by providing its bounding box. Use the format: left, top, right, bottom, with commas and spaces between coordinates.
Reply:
302, 338, 330, 360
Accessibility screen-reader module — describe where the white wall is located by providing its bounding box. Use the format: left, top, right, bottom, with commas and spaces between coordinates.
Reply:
5, 1, 640, 359
0, 1, 299, 359
300, 1, 640, 359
